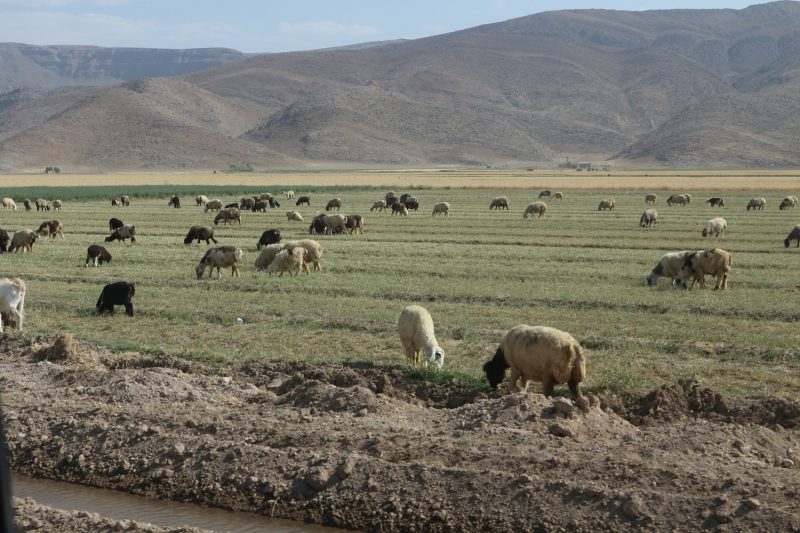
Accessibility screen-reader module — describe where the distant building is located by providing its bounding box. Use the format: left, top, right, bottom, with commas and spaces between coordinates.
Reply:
558, 159, 609, 171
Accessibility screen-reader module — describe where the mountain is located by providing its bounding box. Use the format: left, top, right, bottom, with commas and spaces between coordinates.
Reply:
2, 2, 800, 170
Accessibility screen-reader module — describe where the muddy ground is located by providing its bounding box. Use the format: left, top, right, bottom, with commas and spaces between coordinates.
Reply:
2, 334, 799, 532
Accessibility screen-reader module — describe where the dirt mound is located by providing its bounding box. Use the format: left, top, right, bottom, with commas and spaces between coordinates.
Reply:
629, 379, 730, 425
278, 379, 384, 414
31, 334, 105, 369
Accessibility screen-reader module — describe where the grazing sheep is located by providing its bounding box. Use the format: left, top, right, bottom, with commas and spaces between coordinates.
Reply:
325, 198, 342, 211
85, 244, 112, 267
779, 196, 798, 210
431, 202, 450, 217
404, 198, 420, 211
96, 281, 135, 316
168, 195, 181, 208
639, 209, 658, 228
257, 229, 283, 250
252, 200, 267, 212
224, 202, 239, 209
392, 203, 409, 217
309, 213, 327, 235
111, 198, 121, 207
269, 197, 281, 208
195, 246, 243, 279
323, 214, 347, 235
553, 192, 564, 201
35, 199, 50, 211
296, 196, 311, 206
702, 217, 727, 237
283, 190, 295, 199
120, 195, 130, 207
490, 196, 510, 210
265, 248, 308, 277
2, 198, 16, 210
52, 199, 63, 212
108, 218, 124, 231
597, 199, 615, 211
385, 191, 397, 203
196, 194, 209, 206
183, 226, 218, 245
746, 198, 766, 210
0, 278, 26, 333
36, 220, 64, 239
483, 325, 587, 406
371, 200, 387, 212
523, 201, 547, 219
344, 214, 364, 235
666, 194, 689, 207
9, 230, 37, 253
0, 230, 8, 253
204, 199, 223, 213
675, 248, 732, 290
23, 199, 32, 211
646, 251, 692, 286
254, 244, 284, 271
287, 210, 305, 222
398, 305, 444, 369
706, 197, 725, 207
240, 197, 256, 210
214, 207, 241, 226
105, 225, 136, 243
784, 225, 800, 248
538, 190, 552, 199
283, 239, 324, 271
385, 195, 399, 208
645, 193, 657, 204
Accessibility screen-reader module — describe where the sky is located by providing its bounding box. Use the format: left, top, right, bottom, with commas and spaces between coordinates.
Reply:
0, 0, 773, 52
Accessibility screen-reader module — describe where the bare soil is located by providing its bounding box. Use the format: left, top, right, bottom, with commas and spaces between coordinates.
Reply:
2, 335, 799, 532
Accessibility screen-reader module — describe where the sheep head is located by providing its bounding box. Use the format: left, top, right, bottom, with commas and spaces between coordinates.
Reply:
195, 262, 208, 279
424, 347, 445, 370
483, 346, 509, 389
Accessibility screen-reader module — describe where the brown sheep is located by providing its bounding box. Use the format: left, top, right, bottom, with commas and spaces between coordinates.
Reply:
645, 193, 657, 204
36, 220, 64, 239
195, 246, 243, 279
490, 196, 510, 210
391, 203, 409, 216
597, 199, 615, 211
120, 195, 130, 207
35, 199, 50, 211
214, 207, 241, 225
676, 248, 732, 290
9, 230, 37, 253
326, 198, 342, 211
85, 244, 112, 267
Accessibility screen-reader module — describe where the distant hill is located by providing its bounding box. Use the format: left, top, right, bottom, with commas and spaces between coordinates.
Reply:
2, 2, 800, 170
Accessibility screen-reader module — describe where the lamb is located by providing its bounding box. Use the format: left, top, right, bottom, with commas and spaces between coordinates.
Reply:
398, 305, 444, 369
256, 229, 282, 250
538, 190, 551, 199
344, 214, 365, 234
195, 246, 243, 279
283, 190, 295, 199
35, 199, 50, 211
283, 239, 324, 271
490, 196, 510, 210
52, 200, 63, 212
214, 207, 241, 226
646, 251, 692, 286
296, 196, 311, 206
706, 197, 725, 207
326, 198, 342, 211
287, 210, 305, 222
240, 197, 256, 210
645, 193, 657, 204
431, 202, 450, 217
36, 220, 64, 239
746, 198, 766, 210
85, 244, 112, 267
392, 203, 409, 216
23, 199, 32, 211
105, 224, 136, 243
482, 325, 587, 407
196, 194, 209, 206
183, 226, 218, 245
523, 201, 547, 219
0, 230, 8, 252
96, 281, 135, 316
204, 199, 223, 213
120, 195, 130, 207
265, 248, 308, 277
666, 194, 689, 207
702, 217, 727, 237
597, 199, 615, 211
784, 225, 800, 248
254, 244, 285, 271
639, 209, 658, 228
779, 196, 798, 210
9, 230, 37, 253
0, 278, 26, 333
252, 200, 267, 212
2, 198, 16, 210
111, 198, 121, 207
371, 200, 387, 212
168, 195, 181, 208
108, 218, 124, 231
553, 192, 564, 201
675, 248, 732, 290
323, 214, 347, 235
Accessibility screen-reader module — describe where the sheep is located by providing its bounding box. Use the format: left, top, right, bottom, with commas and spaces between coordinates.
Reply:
371, 200, 387, 212
0, 278, 26, 333
706, 197, 725, 207
195, 246, 243, 279
675, 248, 732, 290
392, 203, 409, 217
645, 193, 657, 204
2, 198, 16, 210
254, 244, 285, 271
23, 199, 32, 211
96, 281, 135, 316
523, 201, 547, 219
35, 199, 50, 211
309, 213, 327, 235
431, 202, 450, 217
265, 248, 308, 277
257, 229, 282, 250
784, 225, 800, 248
108, 218, 124, 231
105, 225, 136, 243
344, 214, 364, 235
214, 207, 241, 226
404, 198, 420, 211
323, 214, 347, 235
538, 190, 551, 199
702, 217, 727, 237
283, 239, 324, 271
287, 210, 305, 222
52, 199, 63, 212
183, 226, 218, 245
666, 194, 689, 207
9, 230, 37, 253
204, 199, 223, 213
325, 198, 342, 211
597, 199, 615, 211
296, 196, 311, 206
168, 195, 181, 208
111, 198, 121, 207
0, 230, 8, 253
240, 197, 256, 210
639, 209, 658, 228
490, 196, 510, 210
553, 192, 564, 201
746, 198, 766, 210
85, 244, 112, 267
779, 196, 798, 210
385, 195, 399, 208
385, 191, 397, 204
224, 202, 239, 209
253, 200, 267, 212
269, 197, 281, 209
282, 190, 295, 199
398, 305, 444, 369
195, 195, 209, 206
36, 220, 64, 239
646, 251, 692, 286
120, 195, 130, 207
483, 325, 587, 407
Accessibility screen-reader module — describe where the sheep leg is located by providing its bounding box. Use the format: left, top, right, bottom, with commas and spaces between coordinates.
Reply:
509, 368, 521, 391
542, 377, 556, 397
124, 304, 134, 317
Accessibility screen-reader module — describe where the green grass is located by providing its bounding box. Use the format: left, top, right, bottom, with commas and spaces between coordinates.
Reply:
2, 186, 799, 398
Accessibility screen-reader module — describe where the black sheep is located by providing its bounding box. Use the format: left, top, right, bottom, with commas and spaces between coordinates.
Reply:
269, 197, 280, 208
96, 281, 135, 316
168, 195, 181, 208
108, 218, 124, 231
295, 196, 311, 206
224, 202, 239, 209
256, 229, 282, 250
309, 214, 327, 235
0, 229, 8, 252
253, 200, 267, 212
183, 226, 218, 245
404, 199, 419, 211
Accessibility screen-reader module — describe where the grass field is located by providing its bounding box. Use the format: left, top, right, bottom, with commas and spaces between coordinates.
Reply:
1, 176, 799, 399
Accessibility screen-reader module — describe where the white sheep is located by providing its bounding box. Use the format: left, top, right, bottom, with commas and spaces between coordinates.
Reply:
266, 248, 308, 277
398, 305, 444, 369
2, 198, 16, 210
323, 214, 347, 234
431, 202, 450, 217
639, 209, 658, 228
283, 239, 324, 271
195, 246, 243, 279
287, 210, 304, 222
203, 199, 223, 213
282, 190, 295, 199
0, 278, 26, 333
647, 250, 692, 286
675, 248, 732, 290
523, 201, 547, 219
483, 325, 587, 407
779, 196, 798, 210
371, 200, 387, 212
254, 244, 285, 271
702, 217, 727, 237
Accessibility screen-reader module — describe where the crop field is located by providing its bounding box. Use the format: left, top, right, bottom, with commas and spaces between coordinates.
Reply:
1, 180, 799, 399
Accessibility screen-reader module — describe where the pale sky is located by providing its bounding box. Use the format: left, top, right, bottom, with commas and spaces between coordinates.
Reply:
0, 0, 773, 52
